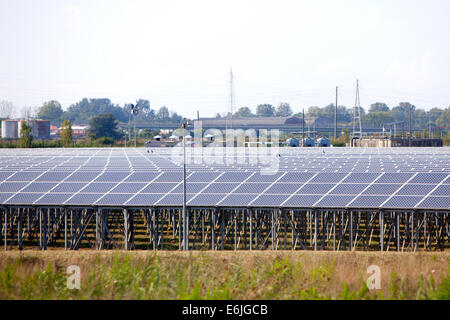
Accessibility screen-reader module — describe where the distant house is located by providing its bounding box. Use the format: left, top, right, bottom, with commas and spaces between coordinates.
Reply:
55, 124, 89, 139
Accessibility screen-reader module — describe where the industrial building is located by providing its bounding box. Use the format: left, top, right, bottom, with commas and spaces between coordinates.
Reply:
1, 119, 51, 140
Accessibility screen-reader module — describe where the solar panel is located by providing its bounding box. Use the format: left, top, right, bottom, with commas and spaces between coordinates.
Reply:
330, 184, 369, 195
362, 184, 403, 195
218, 194, 257, 206
22, 183, 58, 193
297, 184, 334, 194
82, 183, 117, 193
188, 194, 225, 206
0, 182, 29, 192
35, 193, 73, 205
416, 197, 450, 209
251, 194, 290, 207
65, 193, 104, 205
96, 194, 134, 205
0, 148, 448, 209
347, 195, 389, 208
282, 195, 322, 207
381, 196, 423, 209
315, 196, 354, 208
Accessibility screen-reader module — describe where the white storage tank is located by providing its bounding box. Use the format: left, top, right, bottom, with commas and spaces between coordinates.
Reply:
1, 120, 19, 139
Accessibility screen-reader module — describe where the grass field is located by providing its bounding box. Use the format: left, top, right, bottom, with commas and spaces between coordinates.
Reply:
0, 251, 449, 300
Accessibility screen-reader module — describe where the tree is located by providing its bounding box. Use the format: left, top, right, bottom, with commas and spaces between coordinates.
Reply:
60, 120, 73, 147
38, 101, 63, 121
256, 104, 275, 117
156, 106, 170, 121
88, 114, 122, 140
0, 100, 15, 118
135, 99, 155, 121
276, 103, 293, 117
392, 102, 415, 123
215, 113, 222, 118
369, 102, 390, 113
436, 107, 450, 128
67, 98, 127, 124
19, 122, 33, 148
234, 107, 254, 118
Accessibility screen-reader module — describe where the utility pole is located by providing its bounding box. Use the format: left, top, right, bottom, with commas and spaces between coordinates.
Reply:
352, 80, 363, 146
302, 109, 305, 147
335, 86, 338, 139
226, 68, 235, 132
409, 104, 412, 147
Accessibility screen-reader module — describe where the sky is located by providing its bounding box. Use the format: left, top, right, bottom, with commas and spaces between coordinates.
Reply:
1, 0, 450, 118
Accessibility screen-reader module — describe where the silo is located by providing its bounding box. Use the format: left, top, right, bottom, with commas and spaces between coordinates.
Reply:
1, 120, 19, 139
18, 120, 34, 137
317, 137, 331, 147
35, 120, 50, 139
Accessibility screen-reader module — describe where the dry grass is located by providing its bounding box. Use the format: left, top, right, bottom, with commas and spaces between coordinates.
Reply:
0, 250, 449, 300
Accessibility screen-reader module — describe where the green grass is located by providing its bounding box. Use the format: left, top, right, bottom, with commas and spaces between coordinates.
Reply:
0, 251, 449, 300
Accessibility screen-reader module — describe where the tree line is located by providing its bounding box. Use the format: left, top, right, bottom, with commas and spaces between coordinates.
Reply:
223, 102, 449, 130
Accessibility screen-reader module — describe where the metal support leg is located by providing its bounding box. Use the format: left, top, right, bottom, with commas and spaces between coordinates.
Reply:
18, 208, 23, 251
314, 210, 317, 251
350, 211, 353, 251
380, 211, 384, 252
249, 209, 253, 251
396, 212, 400, 252
4, 208, 7, 251
64, 209, 68, 250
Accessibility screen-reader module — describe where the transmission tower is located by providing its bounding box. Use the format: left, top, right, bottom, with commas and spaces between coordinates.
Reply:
352, 79, 363, 141
226, 68, 236, 132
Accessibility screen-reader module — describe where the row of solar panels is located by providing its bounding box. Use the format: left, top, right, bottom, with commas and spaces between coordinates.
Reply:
0, 171, 448, 209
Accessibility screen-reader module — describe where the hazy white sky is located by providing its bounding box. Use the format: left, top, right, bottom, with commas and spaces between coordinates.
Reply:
1, 0, 450, 118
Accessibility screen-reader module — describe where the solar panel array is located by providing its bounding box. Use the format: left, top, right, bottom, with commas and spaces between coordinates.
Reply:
0, 148, 449, 210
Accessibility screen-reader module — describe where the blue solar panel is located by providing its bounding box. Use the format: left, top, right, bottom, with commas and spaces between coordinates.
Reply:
265, 183, 302, 194
154, 172, 184, 182
96, 194, 134, 205
233, 183, 271, 194
126, 194, 165, 206
110, 183, 147, 193
22, 183, 57, 193
362, 184, 402, 195
215, 172, 253, 183
188, 194, 224, 206
0, 172, 15, 181
381, 196, 423, 209
141, 183, 178, 193
0, 193, 14, 203
396, 184, 436, 196
342, 173, 381, 183
7, 172, 42, 181
36, 171, 72, 182
246, 172, 284, 183
330, 184, 369, 195
218, 194, 257, 206
51, 183, 86, 193
202, 183, 240, 193
171, 183, 208, 193
309, 173, 347, 183
416, 197, 450, 209
0, 182, 28, 192
297, 184, 334, 195
95, 172, 131, 182
282, 195, 322, 207
347, 195, 389, 208
278, 172, 315, 183
376, 173, 414, 183
315, 196, 354, 208
187, 172, 221, 182
431, 185, 450, 196
6, 193, 43, 205
157, 194, 194, 206
251, 194, 289, 207
82, 183, 117, 193
35, 193, 73, 205
65, 171, 102, 182
65, 193, 104, 205
409, 173, 448, 184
